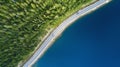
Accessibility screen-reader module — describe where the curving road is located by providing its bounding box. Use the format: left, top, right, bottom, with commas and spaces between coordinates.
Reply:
23, 0, 110, 67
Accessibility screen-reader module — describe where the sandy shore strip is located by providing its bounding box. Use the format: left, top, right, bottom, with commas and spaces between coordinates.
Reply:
23, 0, 111, 67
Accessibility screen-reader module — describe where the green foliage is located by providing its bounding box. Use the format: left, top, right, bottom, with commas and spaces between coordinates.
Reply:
0, 0, 94, 67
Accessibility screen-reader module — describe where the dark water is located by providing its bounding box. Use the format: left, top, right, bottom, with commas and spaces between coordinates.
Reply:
33, 0, 120, 67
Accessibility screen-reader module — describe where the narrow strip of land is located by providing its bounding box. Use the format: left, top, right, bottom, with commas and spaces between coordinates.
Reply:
23, 0, 110, 67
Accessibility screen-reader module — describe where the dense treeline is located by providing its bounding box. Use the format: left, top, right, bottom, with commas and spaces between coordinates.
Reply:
0, 0, 94, 67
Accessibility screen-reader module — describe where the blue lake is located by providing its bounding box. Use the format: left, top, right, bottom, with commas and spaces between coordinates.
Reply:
33, 0, 120, 67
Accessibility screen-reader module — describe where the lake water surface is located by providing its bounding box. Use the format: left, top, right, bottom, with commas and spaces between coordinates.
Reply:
33, 0, 120, 67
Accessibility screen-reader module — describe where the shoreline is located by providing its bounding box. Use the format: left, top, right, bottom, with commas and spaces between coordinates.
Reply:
23, 0, 111, 67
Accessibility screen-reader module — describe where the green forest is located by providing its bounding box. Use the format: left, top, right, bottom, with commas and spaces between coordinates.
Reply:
0, 0, 95, 67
